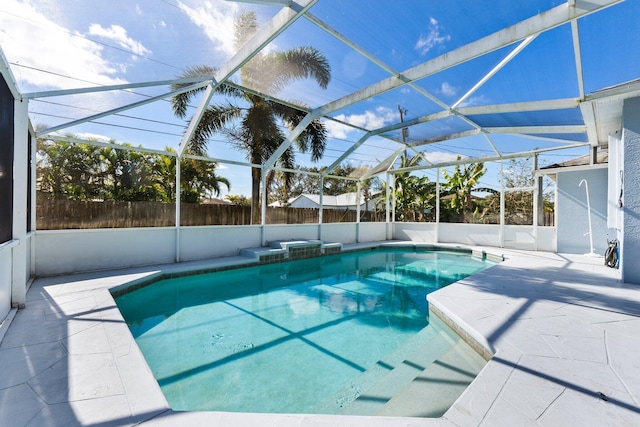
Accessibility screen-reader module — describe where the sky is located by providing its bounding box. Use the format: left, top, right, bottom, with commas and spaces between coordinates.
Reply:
1, 0, 639, 197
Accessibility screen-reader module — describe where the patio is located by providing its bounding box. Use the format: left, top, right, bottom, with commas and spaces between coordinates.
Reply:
1, 244, 637, 426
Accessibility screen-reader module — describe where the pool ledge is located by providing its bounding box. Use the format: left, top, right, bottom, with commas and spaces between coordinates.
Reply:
1, 244, 638, 426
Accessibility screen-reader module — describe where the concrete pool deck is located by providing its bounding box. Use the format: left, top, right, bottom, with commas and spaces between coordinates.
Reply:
1, 243, 639, 426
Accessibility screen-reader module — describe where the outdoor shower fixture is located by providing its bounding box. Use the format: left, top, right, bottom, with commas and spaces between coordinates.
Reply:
579, 179, 598, 257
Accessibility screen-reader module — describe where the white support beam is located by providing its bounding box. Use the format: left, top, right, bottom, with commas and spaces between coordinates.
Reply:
315, 0, 622, 117
43, 135, 177, 157
179, 0, 318, 159
485, 125, 586, 134
22, 76, 217, 99
215, 0, 317, 83
452, 35, 538, 109
175, 159, 181, 261
12, 98, 29, 308
579, 101, 599, 145
483, 134, 502, 156
411, 129, 481, 147
570, 20, 586, 100
230, 0, 292, 6
176, 84, 216, 157
263, 111, 319, 170
362, 147, 405, 179
323, 132, 373, 176
0, 46, 22, 100
36, 80, 211, 137
393, 143, 589, 175
457, 98, 579, 116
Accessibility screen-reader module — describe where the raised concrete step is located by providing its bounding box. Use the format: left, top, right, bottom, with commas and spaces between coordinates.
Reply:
240, 240, 342, 263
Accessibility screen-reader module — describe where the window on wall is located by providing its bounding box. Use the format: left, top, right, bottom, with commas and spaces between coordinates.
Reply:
0, 74, 14, 244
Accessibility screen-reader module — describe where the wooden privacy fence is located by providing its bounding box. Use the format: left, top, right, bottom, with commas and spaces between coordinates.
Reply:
36, 199, 383, 229
36, 199, 550, 230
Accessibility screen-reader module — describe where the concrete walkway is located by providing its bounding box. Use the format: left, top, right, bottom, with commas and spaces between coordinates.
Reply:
0, 245, 638, 426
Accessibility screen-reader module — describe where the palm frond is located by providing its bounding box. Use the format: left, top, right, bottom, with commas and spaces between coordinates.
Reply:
239, 102, 285, 164
271, 102, 327, 162
171, 65, 245, 118
234, 11, 259, 50
262, 46, 331, 93
186, 103, 244, 156
277, 147, 296, 190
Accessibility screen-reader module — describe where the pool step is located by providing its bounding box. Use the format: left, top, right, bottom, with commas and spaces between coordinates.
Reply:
239, 240, 342, 264
374, 338, 487, 417
310, 316, 457, 415
336, 329, 456, 416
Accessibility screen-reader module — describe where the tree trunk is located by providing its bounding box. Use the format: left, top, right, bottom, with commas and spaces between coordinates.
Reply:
250, 167, 261, 225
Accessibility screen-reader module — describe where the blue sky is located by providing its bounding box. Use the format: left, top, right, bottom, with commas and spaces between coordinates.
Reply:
1, 0, 639, 197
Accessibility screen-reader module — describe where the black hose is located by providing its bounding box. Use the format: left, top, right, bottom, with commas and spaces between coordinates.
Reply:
604, 239, 618, 268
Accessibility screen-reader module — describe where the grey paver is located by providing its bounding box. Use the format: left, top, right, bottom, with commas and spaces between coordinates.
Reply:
1, 246, 639, 426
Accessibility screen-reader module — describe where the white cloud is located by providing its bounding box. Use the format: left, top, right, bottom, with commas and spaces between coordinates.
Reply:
323, 120, 352, 139
458, 94, 489, 108
75, 132, 114, 142
0, 0, 128, 89
88, 24, 151, 57
415, 17, 450, 55
440, 82, 457, 97
423, 151, 466, 164
177, 0, 239, 58
326, 107, 398, 139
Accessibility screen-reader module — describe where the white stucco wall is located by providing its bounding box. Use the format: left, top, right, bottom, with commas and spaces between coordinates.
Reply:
393, 223, 437, 242
357, 222, 386, 242
556, 167, 608, 255
264, 224, 321, 243
179, 226, 261, 261
537, 226, 557, 252
622, 97, 640, 284
34, 228, 177, 276
439, 223, 502, 247
320, 223, 357, 244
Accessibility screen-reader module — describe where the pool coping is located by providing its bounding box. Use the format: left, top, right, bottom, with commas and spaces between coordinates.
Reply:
2, 242, 639, 426
108, 241, 502, 299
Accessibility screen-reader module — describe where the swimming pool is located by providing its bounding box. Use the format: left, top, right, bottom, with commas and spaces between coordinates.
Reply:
115, 247, 495, 416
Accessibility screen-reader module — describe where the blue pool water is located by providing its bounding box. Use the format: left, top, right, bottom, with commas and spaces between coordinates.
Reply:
115, 248, 494, 415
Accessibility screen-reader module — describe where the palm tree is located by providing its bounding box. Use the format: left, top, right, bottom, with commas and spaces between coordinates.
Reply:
393, 151, 422, 221
155, 148, 230, 203
441, 158, 486, 223
171, 11, 331, 223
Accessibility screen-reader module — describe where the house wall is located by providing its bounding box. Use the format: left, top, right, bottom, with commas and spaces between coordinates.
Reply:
622, 97, 640, 284
556, 167, 608, 255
